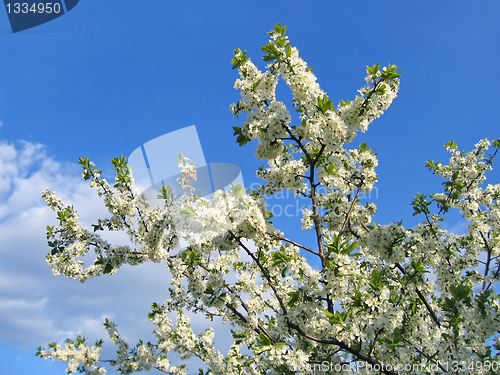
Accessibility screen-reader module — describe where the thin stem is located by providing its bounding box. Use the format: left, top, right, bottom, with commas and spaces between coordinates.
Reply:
266, 231, 320, 256
394, 263, 441, 327
229, 231, 288, 315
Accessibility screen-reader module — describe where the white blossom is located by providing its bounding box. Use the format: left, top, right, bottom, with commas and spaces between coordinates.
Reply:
38, 25, 500, 375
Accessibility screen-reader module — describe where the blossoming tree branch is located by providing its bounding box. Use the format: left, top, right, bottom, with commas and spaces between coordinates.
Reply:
37, 24, 500, 374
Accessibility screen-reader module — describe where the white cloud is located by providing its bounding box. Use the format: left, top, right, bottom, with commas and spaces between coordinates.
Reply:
0, 140, 234, 373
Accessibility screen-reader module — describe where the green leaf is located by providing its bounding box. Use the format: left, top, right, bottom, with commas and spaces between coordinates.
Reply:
46, 225, 54, 239
366, 63, 380, 75
444, 140, 458, 150
450, 284, 471, 302
231, 330, 246, 339
251, 79, 262, 91
287, 291, 299, 307
158, 184, 173, 200
424, 159, 435, 170
342, 241, 359, 256
230, 182, 246, 196
393, 327, 401, 343
325, 164, 335, 174
274, 342, 287, 350
411, 192, 431, 216
233, 126, 251, 146
181, 205, 196, 218
103, 263, 113, 274
231, 48, 249, 69
411, 259, 425, 273
381, 64, 402, 81
316, 94, 334, 113
76, 336, 86, 345
325, 310, 349, 325
268, 23, 288, 37
258, 332, 272, 347
261, 43, 281, 62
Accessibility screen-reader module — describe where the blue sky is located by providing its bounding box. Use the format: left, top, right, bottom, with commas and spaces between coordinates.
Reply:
0, 1, 499, 374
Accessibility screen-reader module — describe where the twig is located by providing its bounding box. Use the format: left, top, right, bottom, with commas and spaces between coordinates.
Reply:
266, 231, 320, 256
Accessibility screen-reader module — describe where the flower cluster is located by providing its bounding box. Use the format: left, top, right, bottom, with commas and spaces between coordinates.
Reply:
38, 24, 500, 375
36, 337, 104, 375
